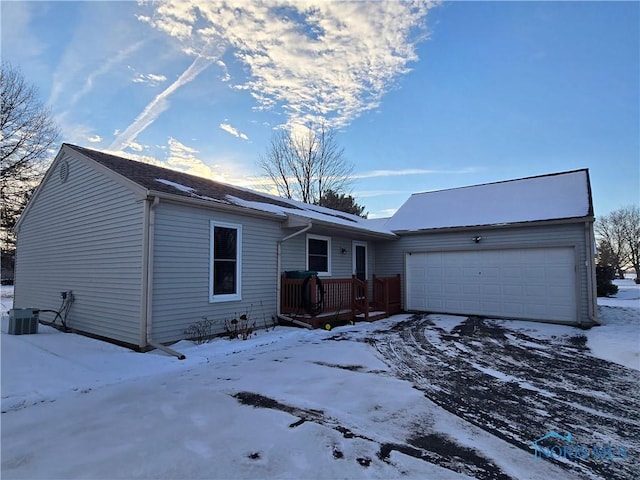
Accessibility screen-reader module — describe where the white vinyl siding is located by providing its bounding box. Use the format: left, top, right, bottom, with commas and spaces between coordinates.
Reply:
281, 232, 376, 282
13, 151, 144, 345
151, 201, 282, 344
210, 221, 242, 302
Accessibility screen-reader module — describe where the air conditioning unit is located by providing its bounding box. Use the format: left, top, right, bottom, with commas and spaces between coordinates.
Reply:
8, 308, 39, 335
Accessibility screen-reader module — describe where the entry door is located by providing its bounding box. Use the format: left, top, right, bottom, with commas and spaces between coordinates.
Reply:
353, 242, 367, 281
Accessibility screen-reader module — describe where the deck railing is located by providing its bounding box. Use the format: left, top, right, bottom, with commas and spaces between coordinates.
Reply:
372, 274, 402, 316
280, 273, 401, 321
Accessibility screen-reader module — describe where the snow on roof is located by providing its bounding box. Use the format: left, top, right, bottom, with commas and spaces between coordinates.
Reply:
155, 178, 195, 193
385, 169, 592, 232
226, 195, 395, 236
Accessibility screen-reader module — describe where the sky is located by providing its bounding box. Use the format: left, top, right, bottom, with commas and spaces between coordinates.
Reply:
1, 0, 638, 219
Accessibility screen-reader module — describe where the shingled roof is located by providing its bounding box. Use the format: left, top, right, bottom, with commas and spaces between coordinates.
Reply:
65, 144, 395, 237
67, 144, 298, 210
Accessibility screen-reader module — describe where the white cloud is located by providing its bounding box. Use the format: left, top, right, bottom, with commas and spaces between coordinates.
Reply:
165, 137, 225, 180
65, 41, 145, 107
219, 123, 249, 140
126, 141, 146, 152
48, 3, 147, 109
352, 167, 480, 180
109, 54, 216, 151
369, 208, 399, 219
139, 1, 437, 130
104, 137, 221, 180
132, 72, 168, 86
1, 2, 45, 64
87, 135, 103, 143
353, 189, 412, 198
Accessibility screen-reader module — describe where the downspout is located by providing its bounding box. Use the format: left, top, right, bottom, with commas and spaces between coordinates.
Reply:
143, 196, 186, 359
277, 222, 313, 328
585, 220, 599, 325
139, 198, 152, 348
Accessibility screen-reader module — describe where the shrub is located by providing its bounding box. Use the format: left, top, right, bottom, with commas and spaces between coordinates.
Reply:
224, 313, 256, 340
596, 264, 619, 297
184, 318, 214, 345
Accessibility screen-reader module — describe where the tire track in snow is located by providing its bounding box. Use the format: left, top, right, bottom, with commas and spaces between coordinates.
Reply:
369, 314, 640, 480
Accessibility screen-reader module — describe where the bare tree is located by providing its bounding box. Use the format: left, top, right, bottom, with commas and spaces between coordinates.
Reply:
595, 205, 640, 280
1, 62, 59, 261
259, 123, 353, 205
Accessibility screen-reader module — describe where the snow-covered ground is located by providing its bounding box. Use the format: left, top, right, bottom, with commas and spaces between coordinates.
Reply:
1, 279, 638, 479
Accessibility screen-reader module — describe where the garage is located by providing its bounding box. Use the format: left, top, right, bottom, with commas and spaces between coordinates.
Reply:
406, 247, 577, 323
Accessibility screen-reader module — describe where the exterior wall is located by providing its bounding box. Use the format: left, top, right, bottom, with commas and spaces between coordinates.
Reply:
14, 151, 145, 344
374, 223, 593, 324
150, 201, 283, 343
280, 232, 377, 281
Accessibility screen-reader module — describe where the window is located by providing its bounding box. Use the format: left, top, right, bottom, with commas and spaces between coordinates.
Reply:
210, 222, 242, 302
307, 234, 331, 276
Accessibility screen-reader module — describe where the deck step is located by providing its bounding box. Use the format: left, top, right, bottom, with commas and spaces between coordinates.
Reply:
355, 311, 387, 322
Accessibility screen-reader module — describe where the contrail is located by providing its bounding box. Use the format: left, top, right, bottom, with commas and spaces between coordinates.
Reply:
109, 55, 215, 151
352, 167, 480, 179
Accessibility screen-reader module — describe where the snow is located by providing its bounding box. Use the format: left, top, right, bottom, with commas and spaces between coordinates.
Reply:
385, 169, 591, 231
155, 178, 196, 193
226, 194, 396, 236
588, 277, 640, 370
1, 280, 638, 479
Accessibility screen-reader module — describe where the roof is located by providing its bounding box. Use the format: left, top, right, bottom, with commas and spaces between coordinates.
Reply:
384, 169, 593, 232
65, 144, 396, 238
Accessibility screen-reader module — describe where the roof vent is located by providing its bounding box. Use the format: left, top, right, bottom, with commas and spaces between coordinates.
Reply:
59, 160, 69, 183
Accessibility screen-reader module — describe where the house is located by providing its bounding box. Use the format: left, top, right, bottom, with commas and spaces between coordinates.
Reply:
12, 144, 597, 350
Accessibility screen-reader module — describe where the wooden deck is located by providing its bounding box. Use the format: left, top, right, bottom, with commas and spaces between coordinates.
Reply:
280, 274, 401, 329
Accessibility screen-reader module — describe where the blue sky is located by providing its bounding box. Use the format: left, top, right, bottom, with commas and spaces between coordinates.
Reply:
2, 1, 638, 218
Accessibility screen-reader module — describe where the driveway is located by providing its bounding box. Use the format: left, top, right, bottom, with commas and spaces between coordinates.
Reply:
362, 314, 640, 480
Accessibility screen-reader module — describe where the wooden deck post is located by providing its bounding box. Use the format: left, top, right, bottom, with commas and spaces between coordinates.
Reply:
310, 274, 317, 308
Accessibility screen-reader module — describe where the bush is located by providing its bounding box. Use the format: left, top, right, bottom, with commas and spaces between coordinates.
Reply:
184, 318, 214, 345
224, 313, 256, 340
596, 265, 619, 297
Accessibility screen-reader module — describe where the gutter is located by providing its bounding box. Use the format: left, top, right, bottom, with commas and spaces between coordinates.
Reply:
141, 196, 186, 359
276, 222, 313, 324
392, 216, 595, 236
146, 189, 285, 222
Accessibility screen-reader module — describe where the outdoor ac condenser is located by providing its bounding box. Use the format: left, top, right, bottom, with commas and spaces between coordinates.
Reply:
8, 308, 39, 335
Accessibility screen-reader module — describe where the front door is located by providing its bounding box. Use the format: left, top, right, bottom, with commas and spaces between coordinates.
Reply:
353, 241, 367, 281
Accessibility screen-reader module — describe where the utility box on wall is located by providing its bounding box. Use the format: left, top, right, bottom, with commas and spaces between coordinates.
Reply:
8, 308, 39, 335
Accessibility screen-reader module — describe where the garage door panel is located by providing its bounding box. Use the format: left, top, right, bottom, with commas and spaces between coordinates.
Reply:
463, 284, 481, 295
527, 267, 547, 283
503, 285, 523, 296
502, 302, 524, 316
502, 267, 521, 279
406, 247, 576, 322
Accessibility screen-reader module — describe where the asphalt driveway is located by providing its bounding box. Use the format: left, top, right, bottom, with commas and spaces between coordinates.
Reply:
363, 314, 640, 480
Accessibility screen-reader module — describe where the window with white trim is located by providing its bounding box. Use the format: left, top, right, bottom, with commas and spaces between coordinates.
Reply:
306, 234, 331, 276
210, 221, 242, 302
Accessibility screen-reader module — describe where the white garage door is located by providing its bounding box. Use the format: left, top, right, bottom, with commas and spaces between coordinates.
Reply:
406, 247, 577, 322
